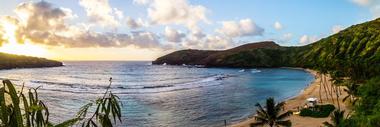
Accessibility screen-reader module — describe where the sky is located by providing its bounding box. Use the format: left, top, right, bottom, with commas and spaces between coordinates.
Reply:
0, 0, 378, 61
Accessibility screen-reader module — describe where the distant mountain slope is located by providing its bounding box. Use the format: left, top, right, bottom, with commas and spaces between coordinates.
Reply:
153, 18, 380, 77
0, 52, 63, 69
152, 41, 283, 67
297, 18, 380, 79
307, 18, 380, 63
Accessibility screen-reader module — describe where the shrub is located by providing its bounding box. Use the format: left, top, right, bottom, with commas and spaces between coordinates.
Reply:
300, 104, 335, 118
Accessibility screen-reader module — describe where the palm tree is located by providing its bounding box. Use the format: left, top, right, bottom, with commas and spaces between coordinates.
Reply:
250, 97, 292, 127
323, 110, 345, 127
343, 83, 359, 104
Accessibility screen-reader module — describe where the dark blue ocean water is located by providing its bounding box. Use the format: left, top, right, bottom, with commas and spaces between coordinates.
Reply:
0, 61, 314, 127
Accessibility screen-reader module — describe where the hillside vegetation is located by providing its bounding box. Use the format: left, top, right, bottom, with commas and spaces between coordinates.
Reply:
0, 52, 62, 69
154, 18, 380, 126
154, 19, 380, 78
153, 41, 285, 67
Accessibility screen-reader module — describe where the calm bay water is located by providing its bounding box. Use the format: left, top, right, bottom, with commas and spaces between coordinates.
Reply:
0, 61, 314, 127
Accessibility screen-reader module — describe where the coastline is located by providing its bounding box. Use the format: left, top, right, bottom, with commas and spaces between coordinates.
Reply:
230, 68, 349, 127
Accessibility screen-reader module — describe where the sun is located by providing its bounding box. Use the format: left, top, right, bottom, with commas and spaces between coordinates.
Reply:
0, 19, 48, 57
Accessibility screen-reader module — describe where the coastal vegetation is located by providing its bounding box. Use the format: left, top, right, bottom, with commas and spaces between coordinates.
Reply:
155, 18, 380, 126
299, 104, 335, 118
323, 110, 346, 127
0, 10, 379, 127
0, 52, 62, 69
251, 97, 292, 127
0, 78, 121, 127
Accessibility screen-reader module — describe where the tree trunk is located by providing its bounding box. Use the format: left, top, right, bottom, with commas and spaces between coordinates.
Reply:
335, 85, 341, 109
324, 75, 335, 104
319, 74, 323, 103
322, 74, 330, 101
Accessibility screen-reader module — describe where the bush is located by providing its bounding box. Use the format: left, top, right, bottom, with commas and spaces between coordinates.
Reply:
300, 104, 335, 118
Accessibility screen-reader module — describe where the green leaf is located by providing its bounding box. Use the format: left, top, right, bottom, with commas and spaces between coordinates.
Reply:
3, 80, 23, 127
21, 93, 31, 127
0, 87, 9, 125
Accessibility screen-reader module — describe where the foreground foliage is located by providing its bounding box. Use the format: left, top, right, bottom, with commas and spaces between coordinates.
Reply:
251, 97, 292, 127
0, 78, 122, 127
323, 110, 346, 127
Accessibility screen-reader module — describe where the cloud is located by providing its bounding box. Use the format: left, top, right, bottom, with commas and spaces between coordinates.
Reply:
274, 21, 283, 30
299, 35, 319, 45
181, 34, 232, 50
164, 26, 185, 42
351, 0, 380, 18
14, 1, 74, 32
0, 24, 6, 46
204, 35, 233, 49
332, 25, 344, 34
126, 17, 146, 29
0, 1, 161, 49
27, 29, 160, 48
216, 19, 264, 38
352, 0, 371, 6
134, 0, 209, 32
133, 0, 150, 5
282, 33, 293, 41
79, 0, 122, 27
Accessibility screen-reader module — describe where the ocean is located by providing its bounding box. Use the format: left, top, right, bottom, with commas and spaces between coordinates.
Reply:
0, 61, 314, 127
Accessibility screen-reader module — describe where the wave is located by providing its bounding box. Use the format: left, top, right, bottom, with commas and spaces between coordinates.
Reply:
251, 69, 261, 73
25, 74, 235, 94
238, 69, 261, 73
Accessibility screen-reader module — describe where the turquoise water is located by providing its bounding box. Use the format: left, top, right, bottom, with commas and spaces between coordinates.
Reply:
0, 61, 314, 127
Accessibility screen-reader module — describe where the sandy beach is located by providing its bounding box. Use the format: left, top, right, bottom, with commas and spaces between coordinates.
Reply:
231, 69, 349, 127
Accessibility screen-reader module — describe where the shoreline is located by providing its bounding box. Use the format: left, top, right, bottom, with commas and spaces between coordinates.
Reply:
230, 68, 348, 127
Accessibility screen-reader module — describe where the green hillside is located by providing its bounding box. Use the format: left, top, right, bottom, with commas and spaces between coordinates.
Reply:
154, 18, 380, 126
0, 52, 63, 69
296, 19, 380, 80
155, 18, 380, 77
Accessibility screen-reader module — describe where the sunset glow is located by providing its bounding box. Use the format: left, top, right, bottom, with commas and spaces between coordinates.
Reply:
0, 19, 48, 57
0, 42, 48, 57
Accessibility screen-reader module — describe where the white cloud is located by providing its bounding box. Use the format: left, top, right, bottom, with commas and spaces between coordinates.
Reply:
126, 17, 146, 29
14, 1, 74, 31
133, 0, 150, 5
113, 8, 124, 20
299, 35, 309, 44
274, 21, 283, 30
134, 0, 209, 32
216, 19, 264, 38
352, 0, 371, 6
282, 33, 293, 41
164, 26, 185, 42
79, 0, 122, 27
299, 35, 319, 45
351, 0, 380, 18
1, 1, 162, 49
204, 35, 233, 49
332, 25, 344, 34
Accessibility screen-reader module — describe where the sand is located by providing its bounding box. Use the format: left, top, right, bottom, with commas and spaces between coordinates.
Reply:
230, 69, 349, 127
